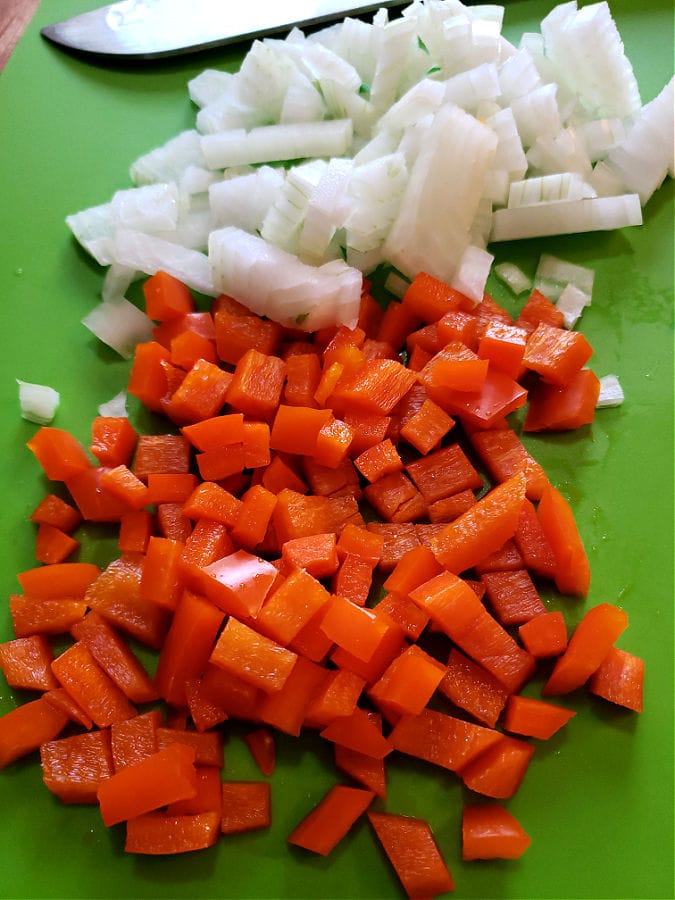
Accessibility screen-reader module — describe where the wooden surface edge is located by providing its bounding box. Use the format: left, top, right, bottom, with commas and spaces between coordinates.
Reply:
0, 0, 41, 72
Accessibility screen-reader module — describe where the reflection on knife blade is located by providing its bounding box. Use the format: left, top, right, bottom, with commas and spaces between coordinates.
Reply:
41, 0, 409, 60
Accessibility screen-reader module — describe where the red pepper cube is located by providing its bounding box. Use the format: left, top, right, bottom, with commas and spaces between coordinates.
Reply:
288, 785, 375, 856
354, 439, 403, 483
196, 550, 278, 620
210, 617, 298, 694
41, 729, 114, 804
518, 611, 568, 658
35, 523, 80, 564
438, 648, 508, 728
368, 644, 446, 717
132, 433, 191, 479
588, 646, 644, 712
221, 781, 271, 834
477, 320, 528, 380
0, 634, 59, 692
368, 811, 455, 898
461, 733, 535, 799
402, 270, 468, 321
256, 567, 332, 646
320, 596, 397, 663
426, 346, 489, 394
0, 697, 69, 770
214, 307, 283, 365
143, 270, 195, 321
140, 537, 184, 611
255, 655, 329, 737
502, 694, 576, 740
469, 427, 549, 502
30, 493, 82, 533
166, 358, 232, 425
97, 743, 198, 826
522, 322, 593, 385
410, 566, 535, 694
270, 404, 333, 456
524, 367, 601, 431
399, 398, 455, 455
388, 707, 502, 774
27, 427, 92, 481
226, 349, 286, 420
89, 416, 139, 468
51, 641, 137, 728
314, 417, 355, 468
462, 804, 531, 861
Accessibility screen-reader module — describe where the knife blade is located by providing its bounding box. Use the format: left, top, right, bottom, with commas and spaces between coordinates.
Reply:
41, 0, 409, 60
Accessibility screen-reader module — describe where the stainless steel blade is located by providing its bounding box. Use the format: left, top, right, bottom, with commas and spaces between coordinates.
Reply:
41, 0, 409, 60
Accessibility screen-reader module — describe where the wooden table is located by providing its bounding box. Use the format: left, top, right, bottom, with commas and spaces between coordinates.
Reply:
0, 0, 40, 71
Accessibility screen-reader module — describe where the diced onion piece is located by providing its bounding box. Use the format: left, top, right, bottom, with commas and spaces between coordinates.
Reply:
208, 226, 362, 331
535, 254, 595, 296
490, 194, 642, 242
17, 380, 60, 425
486, 107, 528, 182
299, 158, 354, 261
494, 262, 531, 295
587, 160, 627, 198
601, 77, 675, 204
102, 264, 138, 303
130, 130, 205, 186
383, 270, 410, 299
526, 128, 592, 178
200, 119, 353, 169
508, 173, 596, 207
196, 91, 262, 134
82, 298, 155, 360
179, 166, 221, 198
596, 374, 625, 408
451, 244, 494, 305
188, 69, 235, 108
65, 203, 113, 266
300, 39, 362, 93
510, 83, 562, 149
369, 16, 417, 115
314, 15, 379, 86
556, 283, 591, 328
498, 47, 543, 102
110, 183, 180, 233
98, 391, 129, 417
572, 117, 626, 162
442, 63, 501, 113
384, 103, 497, 284
280, 69, 326, 123
376, 78, 445, 136
109, 230, 216, 296
483, 168, 510, 206
209, 166, 286, 232
261, 160, 328, 253
540, 0, 641, 120
235, 39, 301, 125
345, 152, 408, 253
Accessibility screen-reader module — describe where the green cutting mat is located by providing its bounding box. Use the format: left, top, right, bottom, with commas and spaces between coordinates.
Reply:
0, 1, 672, 898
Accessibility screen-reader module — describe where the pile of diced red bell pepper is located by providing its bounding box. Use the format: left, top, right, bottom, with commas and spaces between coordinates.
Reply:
0, 269, 644, 897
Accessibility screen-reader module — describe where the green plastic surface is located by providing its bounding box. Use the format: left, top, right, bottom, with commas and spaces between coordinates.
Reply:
0, 2, 673, 898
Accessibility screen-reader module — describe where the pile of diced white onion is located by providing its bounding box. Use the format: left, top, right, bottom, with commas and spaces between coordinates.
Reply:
66, 0, 673, 343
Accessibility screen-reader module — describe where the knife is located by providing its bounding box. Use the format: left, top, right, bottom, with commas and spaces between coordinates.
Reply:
41, 0, 409, 60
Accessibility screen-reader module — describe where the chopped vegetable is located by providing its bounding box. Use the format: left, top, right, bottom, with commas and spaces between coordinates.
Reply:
1, 265, 648, 895
62, 0, 670, 333
462, 804, 531, 860
17, 379, 60, 425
